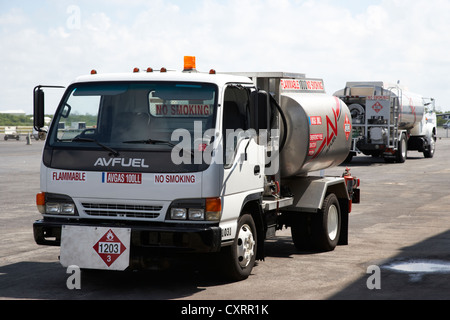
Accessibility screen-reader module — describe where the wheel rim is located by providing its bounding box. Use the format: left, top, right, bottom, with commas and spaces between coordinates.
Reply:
327, 205, 339, 241
430, 139, 435, 155
401, 138, 407, 159
236, 224, 255, 268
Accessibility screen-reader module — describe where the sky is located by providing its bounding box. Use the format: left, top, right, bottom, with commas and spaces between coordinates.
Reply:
1, 0, 449, 114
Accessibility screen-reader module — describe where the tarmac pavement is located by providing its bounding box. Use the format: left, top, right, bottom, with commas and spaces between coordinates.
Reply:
0, 129, 449, 302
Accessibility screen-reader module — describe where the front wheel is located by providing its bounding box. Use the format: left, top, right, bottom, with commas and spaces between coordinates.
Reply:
220, 213, 257, 281
423, 135, 436, 158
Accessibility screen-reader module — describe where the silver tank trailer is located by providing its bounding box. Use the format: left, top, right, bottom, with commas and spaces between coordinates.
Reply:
396, 90, 425, 131
335, 83, 426, 131
279, 93, 352, 178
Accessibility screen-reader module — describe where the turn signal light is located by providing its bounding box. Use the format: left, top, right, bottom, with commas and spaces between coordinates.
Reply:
36, 192, 45, 214
205, 197, 221, 221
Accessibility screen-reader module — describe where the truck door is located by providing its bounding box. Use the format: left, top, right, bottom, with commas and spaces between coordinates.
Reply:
221, 85, 265, 200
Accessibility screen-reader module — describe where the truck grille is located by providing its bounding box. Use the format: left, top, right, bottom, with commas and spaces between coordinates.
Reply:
82, 203, 162, 219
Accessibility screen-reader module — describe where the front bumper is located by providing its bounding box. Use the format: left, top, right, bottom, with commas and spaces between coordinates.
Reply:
33, 219, 222, 253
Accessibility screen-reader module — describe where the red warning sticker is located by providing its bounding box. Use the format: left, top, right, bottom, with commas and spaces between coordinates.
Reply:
371, 102, 384, 114
344, 114, 351, 140
93, 229, 127, 267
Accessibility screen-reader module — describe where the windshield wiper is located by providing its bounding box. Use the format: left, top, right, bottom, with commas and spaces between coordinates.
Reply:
123, 138, 177, 148
71, 137, 120, 157
123, 138, 194, 157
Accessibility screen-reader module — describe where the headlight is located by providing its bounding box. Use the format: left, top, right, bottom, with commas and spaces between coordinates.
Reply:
168, 198, 221, 222
46, 203, 61, 214
188, 208, 205, 220
61, 203, 76, 214
36, 192, 78, 216
170, 208, 187, 220
45, 203, 76, 215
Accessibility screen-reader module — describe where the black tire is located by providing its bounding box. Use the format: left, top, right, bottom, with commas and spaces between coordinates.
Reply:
395, 134, 407, 163
343, 152, 355, 163
220, 213, 257, 281
311, 194, 341, 252
423, 135, 436, 158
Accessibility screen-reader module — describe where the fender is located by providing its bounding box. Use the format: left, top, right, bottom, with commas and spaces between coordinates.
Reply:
240, 192, 266, 261
282, 176, 349, 213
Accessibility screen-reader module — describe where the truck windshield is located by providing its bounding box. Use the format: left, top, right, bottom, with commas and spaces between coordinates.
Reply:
48, 82, 218, 154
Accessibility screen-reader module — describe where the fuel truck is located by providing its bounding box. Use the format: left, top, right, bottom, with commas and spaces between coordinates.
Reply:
33, 57, 360, 281
334, 81, 437, 163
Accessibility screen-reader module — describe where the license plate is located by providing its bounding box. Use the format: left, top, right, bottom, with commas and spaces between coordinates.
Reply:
60, 225, 131, 271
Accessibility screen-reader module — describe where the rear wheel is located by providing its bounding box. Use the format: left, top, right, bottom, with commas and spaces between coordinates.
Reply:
395, 134, 407, 163
220, 213, 257, 281
311, 193, 341, 252
343, 152, 355, 163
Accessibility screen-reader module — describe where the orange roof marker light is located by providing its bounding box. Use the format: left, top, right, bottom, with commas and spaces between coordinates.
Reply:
183, 56, 196, 72
146, 67, 153, 73
133, 67, 140, 73
90, 69, 97, 75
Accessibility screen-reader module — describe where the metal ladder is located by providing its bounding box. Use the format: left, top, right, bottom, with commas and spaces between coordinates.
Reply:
387, 86, 401, 149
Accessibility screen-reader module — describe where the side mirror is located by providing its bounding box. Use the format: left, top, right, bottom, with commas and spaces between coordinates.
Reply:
33, 85, 65, 131
33, 86, 45, 130
249, 90, 270, 131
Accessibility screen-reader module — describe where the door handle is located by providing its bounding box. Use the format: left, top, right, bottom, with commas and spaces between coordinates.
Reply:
254, 165, 260, 175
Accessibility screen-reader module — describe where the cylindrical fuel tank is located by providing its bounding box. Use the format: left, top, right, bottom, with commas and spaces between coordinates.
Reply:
397, 91, 425, 130
346, 89, 425, 130
279, 93, 352, 178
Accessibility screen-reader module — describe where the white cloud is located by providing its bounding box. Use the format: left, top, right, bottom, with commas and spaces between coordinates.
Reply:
0, 0, 449, 114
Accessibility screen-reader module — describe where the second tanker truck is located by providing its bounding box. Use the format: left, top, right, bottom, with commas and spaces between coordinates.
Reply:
334, 81, 437, 163
32, 57, 360, 281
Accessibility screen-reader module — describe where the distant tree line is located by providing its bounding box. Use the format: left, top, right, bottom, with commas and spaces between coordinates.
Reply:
436, 110, 450, 126
64, 113, 97, 127
0, 113, 97, 127
1, 110, 448, 127
0, 114, 34, 126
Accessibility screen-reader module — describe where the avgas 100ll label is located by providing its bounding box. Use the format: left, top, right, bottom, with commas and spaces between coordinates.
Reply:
102, 172, 142, 184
